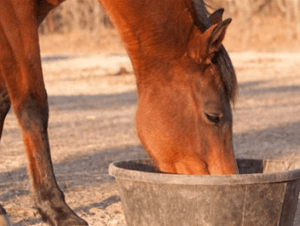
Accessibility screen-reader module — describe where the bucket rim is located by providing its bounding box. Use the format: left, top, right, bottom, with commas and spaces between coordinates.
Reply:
108, 159, 300, 185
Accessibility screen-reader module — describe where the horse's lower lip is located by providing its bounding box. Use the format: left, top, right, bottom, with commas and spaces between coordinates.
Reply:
109, 158, 300, 225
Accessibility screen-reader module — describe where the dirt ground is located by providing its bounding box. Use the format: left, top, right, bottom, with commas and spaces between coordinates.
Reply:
1, 50, 300, 225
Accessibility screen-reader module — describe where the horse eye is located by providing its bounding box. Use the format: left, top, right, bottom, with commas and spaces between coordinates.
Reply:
205, 113, 220, 124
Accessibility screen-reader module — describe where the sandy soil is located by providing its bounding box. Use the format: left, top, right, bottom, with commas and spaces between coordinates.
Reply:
1, 51, 300, 225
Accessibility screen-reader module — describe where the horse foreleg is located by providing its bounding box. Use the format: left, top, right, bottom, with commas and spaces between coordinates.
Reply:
0, 1, 87, 225
0, 206, 12, 226
0, 73, 12, 226
0, 76, 11, 140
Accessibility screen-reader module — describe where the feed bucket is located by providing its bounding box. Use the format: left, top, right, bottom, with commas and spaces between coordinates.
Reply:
109, 159, 300, 226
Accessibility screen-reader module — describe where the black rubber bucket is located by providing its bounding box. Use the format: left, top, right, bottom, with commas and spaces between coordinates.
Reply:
109, 159, 300, 226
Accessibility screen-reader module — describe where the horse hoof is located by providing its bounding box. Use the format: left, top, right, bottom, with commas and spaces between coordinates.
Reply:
58, 217, 88, 226
45, 214, 88, 226
37, 200, 88, 226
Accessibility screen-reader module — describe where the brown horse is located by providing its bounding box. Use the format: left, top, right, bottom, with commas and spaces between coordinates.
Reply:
0, 0, 238, 225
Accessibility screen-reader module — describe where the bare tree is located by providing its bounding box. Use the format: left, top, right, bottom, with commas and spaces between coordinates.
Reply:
277, 0, 293, 40
294, 0, 300, 41
225, 0, 270, 48
39, 0, 112, 35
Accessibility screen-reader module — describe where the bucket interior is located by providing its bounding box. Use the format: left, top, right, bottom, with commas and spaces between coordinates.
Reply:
115, 158, 264, 174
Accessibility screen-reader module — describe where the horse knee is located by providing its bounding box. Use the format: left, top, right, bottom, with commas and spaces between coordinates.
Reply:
13, 92, 49, 132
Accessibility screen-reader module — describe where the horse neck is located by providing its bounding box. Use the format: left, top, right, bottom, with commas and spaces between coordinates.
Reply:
100, 0, 198, 86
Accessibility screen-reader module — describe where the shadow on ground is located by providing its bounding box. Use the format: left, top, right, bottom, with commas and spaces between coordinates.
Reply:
239, 80, 300, 96
42, 54, 77, 62
48, 91, 137, 111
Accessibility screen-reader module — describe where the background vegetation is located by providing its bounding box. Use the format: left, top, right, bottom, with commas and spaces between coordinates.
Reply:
39, 0, 300, 52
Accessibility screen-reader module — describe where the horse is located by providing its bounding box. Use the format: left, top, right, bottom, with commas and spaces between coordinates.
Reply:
0, 0, 238, 225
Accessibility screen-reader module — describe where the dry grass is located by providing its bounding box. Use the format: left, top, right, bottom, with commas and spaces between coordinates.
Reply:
39, 30, 125, 54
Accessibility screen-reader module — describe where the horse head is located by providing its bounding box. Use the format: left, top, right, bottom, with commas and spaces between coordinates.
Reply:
136, 7, 238, 175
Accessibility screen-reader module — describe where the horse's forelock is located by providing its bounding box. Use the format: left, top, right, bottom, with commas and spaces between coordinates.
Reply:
191, 0, 211, 32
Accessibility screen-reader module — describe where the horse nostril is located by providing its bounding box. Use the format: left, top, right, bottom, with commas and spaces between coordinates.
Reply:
205, 112, 220, 124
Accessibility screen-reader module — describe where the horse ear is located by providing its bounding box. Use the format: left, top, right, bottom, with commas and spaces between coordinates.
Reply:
188, 18, 231, 65
209, 8, 224, 25
205, 18, 231, 62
